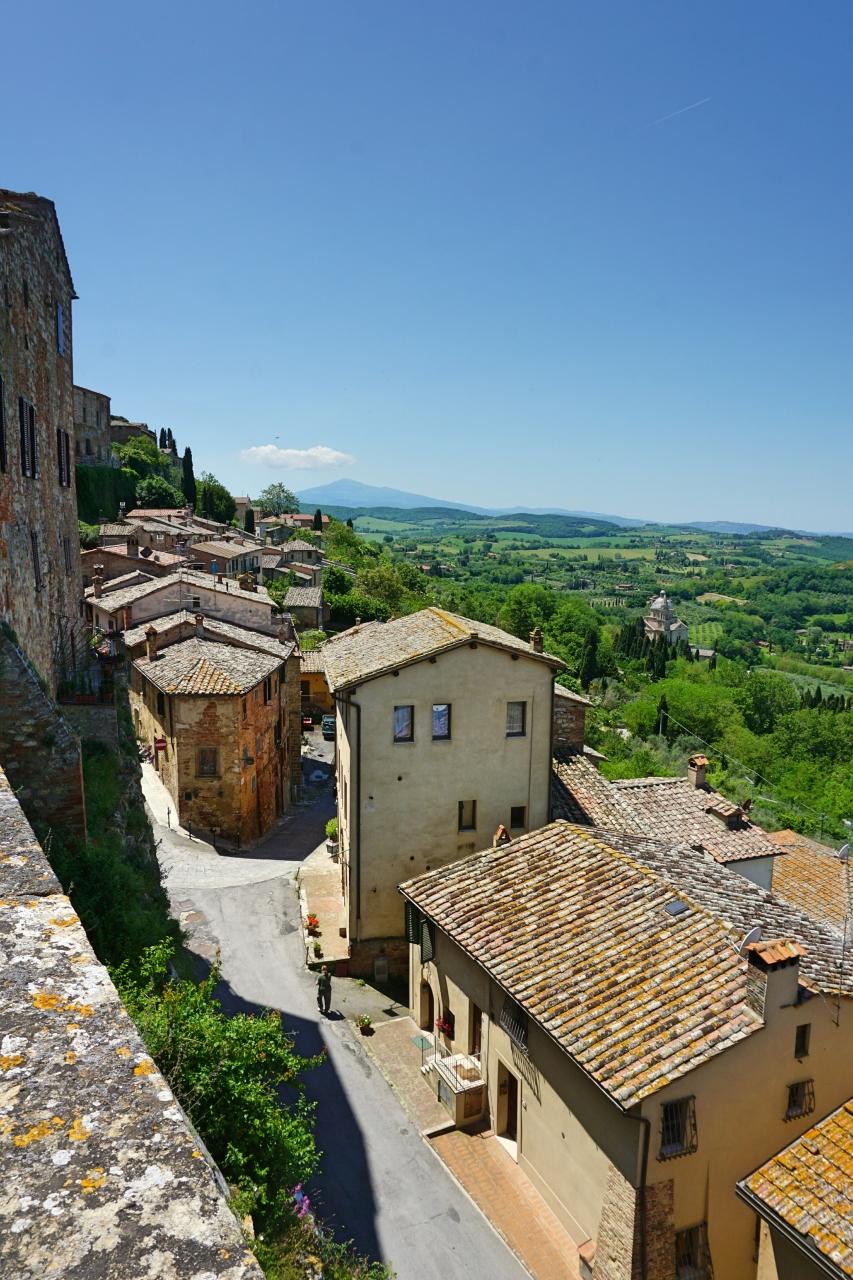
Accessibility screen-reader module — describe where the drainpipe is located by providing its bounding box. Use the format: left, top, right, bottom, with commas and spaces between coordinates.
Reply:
636, 1113, 651, 1280
333, 689, 362, 941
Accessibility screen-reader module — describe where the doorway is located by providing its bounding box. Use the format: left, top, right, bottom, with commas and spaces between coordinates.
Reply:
496, 1061, 519, 1159
419, 982, 434, 1032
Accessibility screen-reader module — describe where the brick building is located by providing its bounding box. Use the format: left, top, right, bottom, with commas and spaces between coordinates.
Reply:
0, 189, 83, 695
129, 627, 291, 843
73, 384, 111, 465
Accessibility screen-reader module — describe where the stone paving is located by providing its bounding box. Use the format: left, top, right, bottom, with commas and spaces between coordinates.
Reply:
366, 1013, 580, 1280
298, 841, 350, 964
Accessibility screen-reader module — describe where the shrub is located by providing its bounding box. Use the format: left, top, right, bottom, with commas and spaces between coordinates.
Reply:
325, 817, 338, 841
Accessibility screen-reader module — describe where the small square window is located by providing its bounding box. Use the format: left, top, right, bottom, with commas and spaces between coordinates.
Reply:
506, 701, 526, 737
458, 799, 477, 831
432, 703, 451, 740
786, 1079, 815, 1120
197, 747, 218, 778
659, 1097, 698, 1158
794, 1023, 811, 1060
393, 705, 414, 743
510, 805, 526, 829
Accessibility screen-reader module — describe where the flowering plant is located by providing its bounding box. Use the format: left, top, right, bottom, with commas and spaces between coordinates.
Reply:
306, 913, 320, 934
435, 1016, 454, 1036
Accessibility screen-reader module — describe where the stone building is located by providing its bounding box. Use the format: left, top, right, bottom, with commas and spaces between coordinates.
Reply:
643, 590, 688, 646
109, 417, 156, 447
283, 584, 327, 629
190, 539, 262, 578
402, 821, 853, 1280
0, 189, 84, 696
129, 627, 291, 844
85, 568, 280, 636
73, 384, 111, 465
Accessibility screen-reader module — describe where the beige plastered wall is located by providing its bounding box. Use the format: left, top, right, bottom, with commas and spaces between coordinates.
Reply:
338, 643, 555, 942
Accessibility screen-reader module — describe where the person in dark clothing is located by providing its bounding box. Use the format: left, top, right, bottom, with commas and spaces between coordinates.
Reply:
316, 965, 332, 1015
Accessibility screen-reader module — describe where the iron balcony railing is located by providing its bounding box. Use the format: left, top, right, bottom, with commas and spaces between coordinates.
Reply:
420, 1033, 483, 1093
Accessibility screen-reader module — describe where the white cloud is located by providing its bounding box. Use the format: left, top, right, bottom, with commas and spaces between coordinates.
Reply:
240, 443, 355, 470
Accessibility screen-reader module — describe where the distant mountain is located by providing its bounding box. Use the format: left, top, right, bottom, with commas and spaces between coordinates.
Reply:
685, 520, 780, 536
296, 479, 649, 526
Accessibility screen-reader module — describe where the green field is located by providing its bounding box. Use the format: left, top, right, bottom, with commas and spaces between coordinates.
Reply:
690, 621, 724, 647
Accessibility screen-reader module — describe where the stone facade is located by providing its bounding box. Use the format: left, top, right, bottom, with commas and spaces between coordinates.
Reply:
553, 683, 589, 752
0, 633, 86, 840
0, 190, 84, 696
73, 383, 111, 465
109, 416, 156, 447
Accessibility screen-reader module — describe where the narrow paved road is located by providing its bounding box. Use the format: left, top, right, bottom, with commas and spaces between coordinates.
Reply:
142, 766, 529, 1280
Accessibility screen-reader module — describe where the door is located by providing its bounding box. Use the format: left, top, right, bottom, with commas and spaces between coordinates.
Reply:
469, 1004, 483, 1055
419, 982, 434, 1032
505, 1072, 518, 1141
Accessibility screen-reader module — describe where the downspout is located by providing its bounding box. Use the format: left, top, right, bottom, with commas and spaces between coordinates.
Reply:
637, 1113, 651, 1280
334, 689, 362, 941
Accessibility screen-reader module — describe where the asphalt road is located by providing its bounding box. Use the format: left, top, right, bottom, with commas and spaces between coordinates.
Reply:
143, 767, 528, 1280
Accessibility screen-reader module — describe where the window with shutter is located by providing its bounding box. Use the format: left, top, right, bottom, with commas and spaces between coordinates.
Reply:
28, 402, 37, 477
19, 397, 31, 476
420, 918, 435, 963
56, 302, 65, 355
56, 426, 65, 485
0, 373, 6, 472
63, 430, 70, 487
405, 901, 420, 944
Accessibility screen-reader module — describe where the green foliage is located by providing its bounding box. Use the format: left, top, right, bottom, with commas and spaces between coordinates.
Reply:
298, 629, 327, 651
197, 471, 236, 522
74, 464, 138, 522
258, 483, 298, 516
135, 474, 185, 508
244, 506, 255, 534
253, 1221, 394, 1279
113, 941, 322, 1236
78, 520, 100, 549
181, 446, 197, 507
325, 817, 338, 840
114, 434, 164, 477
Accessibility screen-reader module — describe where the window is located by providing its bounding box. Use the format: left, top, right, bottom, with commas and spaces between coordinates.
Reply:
786, 1079, 815, 1120
794, 1023, 811, 1060
191, 596, 201, 609
458, 799, 477, 831
62, 535, 72, 575
432, 703, 451, 740
84, 436, 92, 455
197, 747, 218, 778
156, 691, 166, 717
510, 806, 526, 828
659, 1097, 698, 1158
56, 427, 71, 487
56, 302, 65, 355
30, 530, 43, 590
210, 560, 218, 574
19, 397, 36, 477
470, 1004, 483, 1055
393, 704, 414, 742
499, 997, 528, 1052
263, 676, 272, 703
0, 373, 6, 472
506, 701, 526, 737
242, 698, 247, 721
675, 1223, 712, 1279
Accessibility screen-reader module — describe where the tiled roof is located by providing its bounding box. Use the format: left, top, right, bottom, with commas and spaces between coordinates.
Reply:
554, 683, 591, 706
134, 637, 280, 696
192, 540, 257, 559
123, 611, 296, 660
85, 570, 274, 613
284, 586, 324, 608
611, 775, 785, 865
322, 608, 564, 691
281, 539, 318, 553
261, 552, 283, 566
84, 545, 186, 566
770, 830, 849, 930
401, 822, 763, 1107
551, 750, 647, 828
125, 508, 186, 519
738, 1099, 853, 1277
299, 647, 328, 674
607, 829, 851, 998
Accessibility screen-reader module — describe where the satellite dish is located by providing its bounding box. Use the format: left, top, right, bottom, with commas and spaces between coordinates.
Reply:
839, 844, 851, 863
739, 925, 762, 954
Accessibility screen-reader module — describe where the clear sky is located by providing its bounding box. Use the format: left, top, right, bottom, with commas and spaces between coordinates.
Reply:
5, 2, 851, 529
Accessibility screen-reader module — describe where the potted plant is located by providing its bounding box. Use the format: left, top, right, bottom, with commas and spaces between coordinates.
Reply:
325, 816, 339, 860
306, 912, 320, 936
312, 940, 323, 959
435, 1013, 454, 1039
355, 1014, 373, 1036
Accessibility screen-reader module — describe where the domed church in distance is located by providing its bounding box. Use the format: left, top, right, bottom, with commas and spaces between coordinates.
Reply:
643, 590, 689, 645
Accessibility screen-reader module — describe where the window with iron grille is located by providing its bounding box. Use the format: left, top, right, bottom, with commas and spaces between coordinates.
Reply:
506, 701, 526, 737
675, 1222, 713, 1279
499, 996, 528, 1053
30, 531, 43, 590
659, 1097, 698, 1159
197, 747, 218, 778
786, 1079, 815, 1120
0, 373, 6, 472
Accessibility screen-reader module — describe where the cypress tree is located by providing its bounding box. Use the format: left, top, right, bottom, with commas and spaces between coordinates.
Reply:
313, 508, 323, 532
181, 447, 196, 507
158, 427, 167, 448
244, 507, 255, 534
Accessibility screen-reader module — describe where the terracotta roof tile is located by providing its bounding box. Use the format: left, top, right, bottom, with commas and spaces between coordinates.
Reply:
770, 830, 849, 930
284, 586, 324, 609
739, 1099, 853, 1276
134, 637, 281, 696
322, 608, 563, 691
123, 611, 296, 660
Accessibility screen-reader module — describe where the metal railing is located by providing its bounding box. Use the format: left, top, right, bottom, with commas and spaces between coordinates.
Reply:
420, 1034, 483, 1092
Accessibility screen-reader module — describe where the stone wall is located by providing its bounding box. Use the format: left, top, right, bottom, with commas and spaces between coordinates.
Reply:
348, 936, 410, 980
593, 1163, 638, 1280
592, 1165, 675, 1280
0, 634, 86, 840
553, 685, 588, 752
59, 701, 118, 748
0, 764, 263, 1279
0, 190, 84, 697
72, 384, 111, 465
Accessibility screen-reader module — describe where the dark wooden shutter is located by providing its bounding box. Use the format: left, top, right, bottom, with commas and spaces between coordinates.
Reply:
405, 901, 420, 944
28, 402, 37, 478
57, 426, 64, 484
63, 430, 71, 486
0, 374, 6, 472
19, 397, 30, 475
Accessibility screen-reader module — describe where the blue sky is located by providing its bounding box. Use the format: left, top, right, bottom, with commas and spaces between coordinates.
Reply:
5, 2, 852, 528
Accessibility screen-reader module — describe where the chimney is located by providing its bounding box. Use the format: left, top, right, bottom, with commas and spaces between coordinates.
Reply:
687, 754, 708, 789
355, 616, 362, 627
277, 616, 296, 645
195, 613, 205, 637
745, 938, 805, 1018
92, 565, 104, 598
145, 625, 158, 662
530, 626, 543, 653
237, 572, 250, 592
127, 533, 139, 559
118, 501, 126, 521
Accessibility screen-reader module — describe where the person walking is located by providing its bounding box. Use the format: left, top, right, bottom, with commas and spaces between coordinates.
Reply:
316, 964, 332, 1015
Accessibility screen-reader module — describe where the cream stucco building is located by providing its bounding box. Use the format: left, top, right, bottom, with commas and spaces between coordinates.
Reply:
401, 822, 853, 1280
321, 609, 564, 974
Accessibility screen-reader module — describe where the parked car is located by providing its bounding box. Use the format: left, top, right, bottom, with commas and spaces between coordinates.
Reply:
321, 714, 336, 740
302, 713, 314, 731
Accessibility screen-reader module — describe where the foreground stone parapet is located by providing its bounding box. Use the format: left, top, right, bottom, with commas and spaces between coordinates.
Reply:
0, 766, 263, 1279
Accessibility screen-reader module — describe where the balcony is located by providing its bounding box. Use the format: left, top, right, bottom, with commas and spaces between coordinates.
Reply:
420, 1034, 485, 1126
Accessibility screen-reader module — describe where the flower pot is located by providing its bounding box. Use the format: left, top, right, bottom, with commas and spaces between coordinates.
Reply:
326, 839, 339, 860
